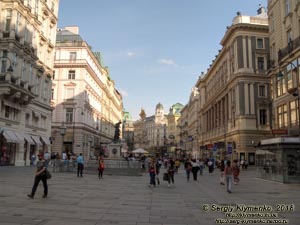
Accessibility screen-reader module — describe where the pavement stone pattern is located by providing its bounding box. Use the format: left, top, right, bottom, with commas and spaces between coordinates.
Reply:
0, 166, 299, 225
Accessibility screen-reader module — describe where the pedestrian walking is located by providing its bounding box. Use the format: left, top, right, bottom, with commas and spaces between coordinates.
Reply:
233, 159, 240, 185
191, 159, 199, 181
224, 160, 233, 193
148, 161, 156, 187
77, 153, 84, 177
198, 158, 204, 176
155, 158, 161, 185
167, 164, 175, 187
97, 156, 105, 179
184, 158, 192, 182
27, 153, 48, 199
219, 159, 225, 185
175, 158, 180, 173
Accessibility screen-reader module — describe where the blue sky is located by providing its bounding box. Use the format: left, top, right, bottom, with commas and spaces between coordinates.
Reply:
58, 0, 267, 120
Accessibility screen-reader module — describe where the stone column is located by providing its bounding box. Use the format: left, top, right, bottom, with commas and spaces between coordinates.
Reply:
15, 141, 25, 166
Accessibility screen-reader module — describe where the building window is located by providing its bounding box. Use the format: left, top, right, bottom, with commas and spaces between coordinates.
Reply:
256, 38, 264, 49
66, 88, 74, 99
257, 57, 265, 71
290, 101, 298, 126
68, 70, 75, 79
1, 50, 8, 73
15, 12, 21, 34
5, 9, 12, 32
287, 30, 292, 44
278, 105, 288, 128
285, 0, 291, 15
52, 70, 55, 80
70, 52, 77, 61
51, 88, 54, 99
277, 75, 286, 97
259, 109, 267, 125
66, 108, 73, 123
259, 85, 266, 97
270, 13, 274, 33
4, 106, 10, 118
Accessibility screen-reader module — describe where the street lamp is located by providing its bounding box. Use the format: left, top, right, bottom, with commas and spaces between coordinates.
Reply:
278, 61, 300, 137
72, 107, 84, 154
59, 122, 67, 154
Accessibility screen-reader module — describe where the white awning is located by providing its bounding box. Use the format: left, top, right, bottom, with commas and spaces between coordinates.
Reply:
14, 131, 24, 143
31, 135, 42, 145
40, 136, 51, 145
24, 134, 35, 145
3, 130, 19, 143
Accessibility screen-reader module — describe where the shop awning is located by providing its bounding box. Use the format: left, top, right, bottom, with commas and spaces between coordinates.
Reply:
40, 136, 51, 145
14, 131, 25, 143
24, 134, 35, 145
31, 135, 42, 145
2, 130, 19, 143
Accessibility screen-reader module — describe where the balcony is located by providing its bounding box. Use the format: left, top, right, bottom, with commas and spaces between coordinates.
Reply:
278, 35, 300, 63
0, 78, 35, 105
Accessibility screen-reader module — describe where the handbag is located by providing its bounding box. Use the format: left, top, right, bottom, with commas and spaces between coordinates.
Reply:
46, 170, 52, 179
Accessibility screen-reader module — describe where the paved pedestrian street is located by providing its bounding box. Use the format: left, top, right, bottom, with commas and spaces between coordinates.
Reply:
0, 166, 299, 225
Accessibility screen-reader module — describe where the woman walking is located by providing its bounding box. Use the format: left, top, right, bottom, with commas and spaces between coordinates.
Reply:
167, 164, 175, 187
148, 161, 156, 187
98, 156, 105, 179
224, 160, 233, 193
233, 159, 240, 185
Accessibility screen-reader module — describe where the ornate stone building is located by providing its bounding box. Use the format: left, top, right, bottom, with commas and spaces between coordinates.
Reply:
0, 0, 59, 166
268, 0, 300, 136
51, 26, 123, 159
194, 7, 271, 164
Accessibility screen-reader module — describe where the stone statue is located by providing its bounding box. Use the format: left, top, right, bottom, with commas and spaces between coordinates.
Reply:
113, 121, 122, 142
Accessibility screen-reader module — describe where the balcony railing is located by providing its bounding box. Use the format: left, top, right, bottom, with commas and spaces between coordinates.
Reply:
278, 35, 300, 62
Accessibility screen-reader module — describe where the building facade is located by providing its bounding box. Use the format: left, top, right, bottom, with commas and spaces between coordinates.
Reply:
194, 7, 271, 164
166, 102, 184, 155
268, 0, 300, 136
51, 26, 123, 159
0, 0, 59, 166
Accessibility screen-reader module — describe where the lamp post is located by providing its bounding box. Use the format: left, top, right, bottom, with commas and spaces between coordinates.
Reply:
72, 107, 84, 154
278, 62, 300, 137
59, 122, 67, 154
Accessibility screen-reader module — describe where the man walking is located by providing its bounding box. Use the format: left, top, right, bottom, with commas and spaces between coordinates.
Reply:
27, 153, 48, 199
77, 153, 84, 177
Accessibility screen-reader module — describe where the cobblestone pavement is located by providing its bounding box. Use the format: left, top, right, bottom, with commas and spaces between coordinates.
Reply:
0, 166, 299, 225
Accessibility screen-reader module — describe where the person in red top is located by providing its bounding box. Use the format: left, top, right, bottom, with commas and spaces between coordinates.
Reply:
148, 161, 156, 187
98, 156, 105, 179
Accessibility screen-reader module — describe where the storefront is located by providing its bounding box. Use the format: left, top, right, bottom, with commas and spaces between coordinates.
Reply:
0, 129, 50, 166
256, 137, 300, 183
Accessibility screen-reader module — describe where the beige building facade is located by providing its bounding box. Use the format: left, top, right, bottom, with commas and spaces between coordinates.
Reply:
268, 0, 300, 136
191, 7, 271, 164
0, 0, 59, 166
51, 26, 123, 159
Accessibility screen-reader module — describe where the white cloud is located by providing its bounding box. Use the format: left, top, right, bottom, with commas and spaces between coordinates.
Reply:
157, 58, 178, 67
127, 52, 134, 57
120, 89, 128, 97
